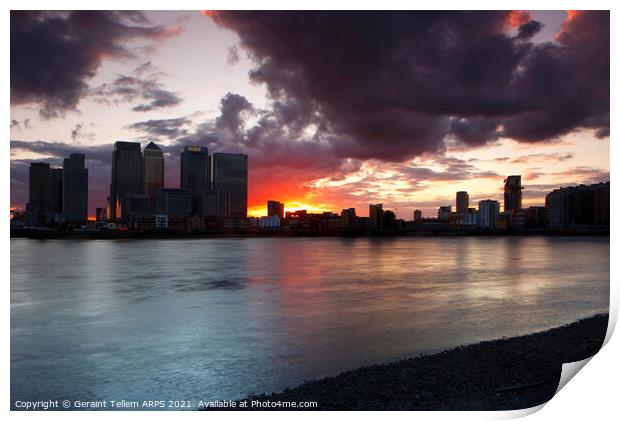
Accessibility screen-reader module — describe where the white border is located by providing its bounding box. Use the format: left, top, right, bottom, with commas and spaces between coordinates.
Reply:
4, 1, 617, 420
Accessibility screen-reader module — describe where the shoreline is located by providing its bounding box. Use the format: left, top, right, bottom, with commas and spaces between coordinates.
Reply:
212, 314, 608, 411
10, 228, 610, 240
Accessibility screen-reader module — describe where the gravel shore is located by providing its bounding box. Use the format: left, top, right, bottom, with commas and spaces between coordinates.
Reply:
222, 314, 608, 411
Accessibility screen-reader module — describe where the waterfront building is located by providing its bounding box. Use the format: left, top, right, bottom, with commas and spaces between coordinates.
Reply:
525, 206, 546, 229
341, 208, 357, 228
201, 189, 231, 217
122, 193, 150, 220
413, 209, 422, 221
437, 205, 452, 221
507, 209, 526, 230
180, 146, 209, 215
110, 141, 144, 221
461, 211, 479, 226
504, 175, 523, 213
259, 215, 281, 228
479, 200, 500, 228
267, 200, 285, 219
63, 153, 88, 223
545, 182, 610, 229
143, 142, 164, 210
456, 191, 469, 215
156, 188, 192, 218
369, 204, 383, 228
211, 152, 248, 218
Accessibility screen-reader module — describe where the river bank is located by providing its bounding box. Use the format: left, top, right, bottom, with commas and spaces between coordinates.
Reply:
223, 314, 608, 411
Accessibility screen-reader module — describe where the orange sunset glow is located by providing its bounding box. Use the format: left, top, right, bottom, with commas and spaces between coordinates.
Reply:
10, 10, 609, 221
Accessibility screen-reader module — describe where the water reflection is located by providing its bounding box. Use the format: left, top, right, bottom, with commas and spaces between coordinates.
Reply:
11, 236, 609, 406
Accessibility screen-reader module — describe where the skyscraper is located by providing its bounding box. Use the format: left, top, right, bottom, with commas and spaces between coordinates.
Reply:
456, 191, 469, 215
29, 162, 52, 205
63, 153, 88, 223
50, 168, 63, 219
143, 141, 164, 209
413, 209, 422, 221
504, 175, 523, 212
110, 141, 143, 221
27, 162, 52, 226
180, 146, 209, 215
369, 203, 383, 228
267, 200, 285, 219
211, 152, 248, 218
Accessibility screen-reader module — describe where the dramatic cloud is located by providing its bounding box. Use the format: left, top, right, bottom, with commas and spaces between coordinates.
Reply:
126, 117, 192, 139
208, 11, 609, 161
11, 11, 180, 118
90, 62, 183, 112
70, 123, 96, 142
516, 20, 544, 40
10, 119, 32, 130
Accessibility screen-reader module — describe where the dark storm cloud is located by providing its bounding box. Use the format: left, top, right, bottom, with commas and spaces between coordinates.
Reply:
90, 62, 183, 112
516, 20, 544, 40
209, 11, 609, 160
11, 11, 180, 118
126, 117, 192, 139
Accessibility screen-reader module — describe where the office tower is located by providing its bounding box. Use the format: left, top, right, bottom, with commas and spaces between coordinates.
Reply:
211, 152, 248, 218
437, 205, 452, 221
479, 200, 500, 228
50, 168, 63, 218
110, 141, 143, 221
63, 153, 88, 223
27, 162, 52, 226
413, 209, 422, 221
180, 146, 209, 215
29, 162, 51, 205
143, 142, 164, 209
341, 208, 357, 228
504, 175, 523, 212
267, 200, 285, 219
156, 188, 192, 217
456, 191, 469, 215
369, 203, 383, 228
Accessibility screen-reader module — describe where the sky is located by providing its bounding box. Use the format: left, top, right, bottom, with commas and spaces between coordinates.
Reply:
10, 10, 610, 218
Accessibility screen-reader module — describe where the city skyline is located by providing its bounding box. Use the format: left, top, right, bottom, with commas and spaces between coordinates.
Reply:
17, 139, 609, 230
10, 11, 610, 218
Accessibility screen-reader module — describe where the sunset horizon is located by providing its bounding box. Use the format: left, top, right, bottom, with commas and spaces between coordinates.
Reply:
10, 10, 609, 220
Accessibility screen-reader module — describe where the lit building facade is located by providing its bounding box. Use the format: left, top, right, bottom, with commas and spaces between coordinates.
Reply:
110, 141, 144, 221
479, 200, 500, 228
143, 142, 164, 210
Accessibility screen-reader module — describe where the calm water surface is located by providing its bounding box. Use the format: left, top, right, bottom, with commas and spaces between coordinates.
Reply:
11, 237, 609, 407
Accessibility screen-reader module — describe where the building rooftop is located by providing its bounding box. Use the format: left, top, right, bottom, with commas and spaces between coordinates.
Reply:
144, 141, 162, 151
